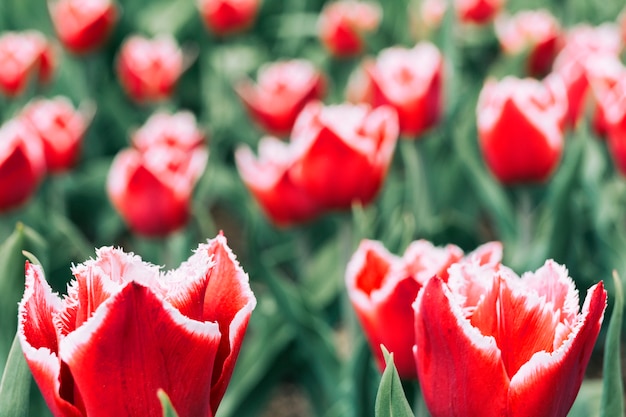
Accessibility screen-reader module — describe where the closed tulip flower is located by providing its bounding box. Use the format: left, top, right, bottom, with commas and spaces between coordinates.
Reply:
414, 259, 607, 417
49, 0, 117, 53
19, 234, 256, 417
197, 0, 260, 36
598, 76, 626, 175
365, 42, 444, 138
318, 1, 381, 58
585, 55, 626, 138
20, 97, 92, 173
132, 111, 205, 153
107, 143, 208, 237
0, 119, 46, 212
117, 35, 185, 103
236, 102, 398, 226
455, 0, 504, 24
235, 59, 325, 136
0, 31, 55, 97
477, 75, 568, 184
495, 10, 562, 78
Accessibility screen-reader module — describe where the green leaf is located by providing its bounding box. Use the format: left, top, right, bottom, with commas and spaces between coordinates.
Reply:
158, 389, 180, 417
600, 271, 624, 417
375, 348, 414, 417
0, 335, 31, 417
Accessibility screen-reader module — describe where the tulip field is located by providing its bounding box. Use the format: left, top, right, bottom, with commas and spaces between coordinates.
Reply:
2, 0, 626, 415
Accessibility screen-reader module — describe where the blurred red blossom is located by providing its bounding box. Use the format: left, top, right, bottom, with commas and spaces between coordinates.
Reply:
197, 0, 260, 36
455, 0, 504, 24
49, 0, 118, 54
235, 59, 325, 137
18, 234, 256, 417
318, 0, 381, 58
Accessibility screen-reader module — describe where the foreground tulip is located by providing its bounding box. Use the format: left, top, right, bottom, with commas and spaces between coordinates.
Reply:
0, 31, 55, 97
365, 43, 444, 138
414, 259, 607, 417
197, 0, 260, 36
0, 119, 46, 212
49, 0, 118, 53
235, 59, 325, 136
318, 0, 381, 58
346, 240, 502, 378
18, 235, 256, 417
107, 142, 208, 236
116, 35, 186, 103
20, 97, 92, 173
477, 75, 568, 184
455, 0, 504, 24
495, 10, 562, 77
236, 102, 398, 226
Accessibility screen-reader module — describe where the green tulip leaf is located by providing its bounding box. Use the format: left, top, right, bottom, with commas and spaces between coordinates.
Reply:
158, 389, 180, 417
0, 335, 31, 417
375, 347, 414, 417
600, 271, 624, 417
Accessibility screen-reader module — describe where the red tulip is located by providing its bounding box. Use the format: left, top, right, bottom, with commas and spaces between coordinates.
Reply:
365, 42, 444, 138
598, 75, 626, 175
20, 97, 92, 173
236, 101, 398, 226
454, 0, 504, 24
18, 235, 256, 417
553, 23, 623, 127
586, 55, 626, 138
0, 119, 46, 212
197, 0, 260, 36
414, 259, 607, 417
477, 75, 568, 184
235, 59, 325, 136
117, 35, 185, 103
132, 111, 205, 153
495, 10, 562, 77
107, 141, 208, 236
318, 1, 381, 58
0, 31, 55, 97
49, 0, 117, 54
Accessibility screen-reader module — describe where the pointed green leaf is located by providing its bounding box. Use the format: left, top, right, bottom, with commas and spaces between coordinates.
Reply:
158, 389, 180, 417
600, 271, 624, 417
0, 334, 31, 417
375, 348, 414, 417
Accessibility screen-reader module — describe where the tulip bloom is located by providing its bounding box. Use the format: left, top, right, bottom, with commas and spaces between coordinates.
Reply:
586, 55, 626, 138
20, 97, 92, 173
477, 75, 568, 184
365, 43, 444, 138
455, 0, 504, 24
318, 1, 381, 58
598, 75, 626, 175
495, 10, 562, 78
414, 259, 607, 417
117, 35, 186, 103
0, 31, 55, 97
236, 102, 398, 226
347, 240, 502, 379
0, 119, 46, 212
19, 235, 256, 417
197, 0, 260, 36
49, 0, 118, 53
235, 59, 325, 136
132, 111, 205, 153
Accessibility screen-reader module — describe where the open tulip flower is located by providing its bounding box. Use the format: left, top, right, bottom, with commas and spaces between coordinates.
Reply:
235, 101, 398, 226
117, 35, 186, 103
132, 111, 205, 153
235, 59, 325, 137
49, 0, 118, 54
20, 97, 93, 173
197, 0, 260, 36
0, 31, 55, 97
495, 10, 562, 78
414, 259, 607, 417
0, 118, 46, 212
18, 234, 256, 417
346, 240, 501, 379
365, 42, 443, 138
318, 0, 382, 58
454, 0, 504, 24
477, 75, 568, 184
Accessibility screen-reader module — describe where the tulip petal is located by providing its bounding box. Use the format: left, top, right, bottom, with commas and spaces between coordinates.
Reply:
18, 263, 83, 417
59, 282, 221, 417
414, 277, 509, 417
507, 282, 607, 417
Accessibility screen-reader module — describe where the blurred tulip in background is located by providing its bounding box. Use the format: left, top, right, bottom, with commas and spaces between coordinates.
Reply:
455, 0, 504, 24
197, 0, 260, 36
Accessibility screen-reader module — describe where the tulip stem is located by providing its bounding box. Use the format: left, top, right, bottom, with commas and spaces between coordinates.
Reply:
400, 140, 434, 237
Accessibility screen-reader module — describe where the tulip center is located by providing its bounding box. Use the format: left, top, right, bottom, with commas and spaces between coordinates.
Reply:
355, 250, 391, 295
